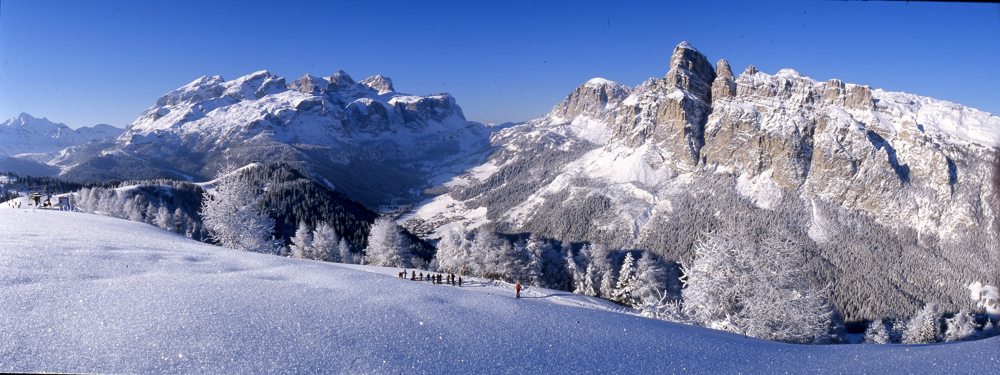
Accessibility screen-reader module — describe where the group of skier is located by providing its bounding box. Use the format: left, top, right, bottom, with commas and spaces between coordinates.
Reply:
399, 270, 463, 287
397, 269, 525, 298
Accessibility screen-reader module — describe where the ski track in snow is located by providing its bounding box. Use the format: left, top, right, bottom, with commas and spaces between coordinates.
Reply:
0, 209, 998, 374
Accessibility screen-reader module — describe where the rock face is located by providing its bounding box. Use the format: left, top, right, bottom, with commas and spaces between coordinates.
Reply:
606, 42, 717, 168
58, 71, 491, 207
360, 74, 395, 95
551, 78, 631, 121
408, 41, 1000, 321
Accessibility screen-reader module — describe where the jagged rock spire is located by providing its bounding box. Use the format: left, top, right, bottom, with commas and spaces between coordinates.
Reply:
664, 41, 716, 101
712, 59, 737, 99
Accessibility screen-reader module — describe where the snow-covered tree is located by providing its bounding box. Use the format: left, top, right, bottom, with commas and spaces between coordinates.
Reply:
864, 319, 891, 344
566, 248, 586, 294
363, 216, 411, 267
434, 228, 472, 274
201, 168, 275, 253
903, 304, 941, 344
639, 287, 688, 323
338, 238, 354, 264
634, 251, 669, 307
173, 208, 185, 233
311, 222, 340, 262
125, 196, 145, 222
612, 252, 639, 306
289, 221, 314, 259
682, 229, 832, 343
155, 205, 172, 230
144, 202, 157, 225
943, 310, 976, 342
523, 235, 558, 287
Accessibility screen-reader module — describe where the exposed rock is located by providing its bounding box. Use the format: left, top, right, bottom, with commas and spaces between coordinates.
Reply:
550, 78, 631, 121
361, 75, 395, 94
289, 74, 329, 95
327, 70, 356, 90
711, 59, 737, 99
608, 41, 716, 167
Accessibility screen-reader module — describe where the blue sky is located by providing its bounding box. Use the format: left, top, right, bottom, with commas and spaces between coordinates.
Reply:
1, 0, 997, 128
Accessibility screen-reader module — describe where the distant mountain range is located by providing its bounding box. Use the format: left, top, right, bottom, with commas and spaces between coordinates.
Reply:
48, 70, 491, 207
0, 113, 122, 176
4, 42, 999, 320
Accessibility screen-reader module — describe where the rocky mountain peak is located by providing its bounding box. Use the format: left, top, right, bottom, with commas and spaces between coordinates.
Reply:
328, 70, 356, 89
289, 74, 329, 95
550, 77, 631, 121
361, 75, 395, 94
712, 59, 737, 99
664, 41, 716, 99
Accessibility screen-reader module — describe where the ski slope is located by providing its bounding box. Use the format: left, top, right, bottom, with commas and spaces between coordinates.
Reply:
0, 208, 998, 374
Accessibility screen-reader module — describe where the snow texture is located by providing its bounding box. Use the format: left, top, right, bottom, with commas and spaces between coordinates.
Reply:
1, 209, 999, 373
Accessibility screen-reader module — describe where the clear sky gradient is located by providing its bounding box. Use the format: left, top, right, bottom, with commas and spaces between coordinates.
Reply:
1, 0, 997, 128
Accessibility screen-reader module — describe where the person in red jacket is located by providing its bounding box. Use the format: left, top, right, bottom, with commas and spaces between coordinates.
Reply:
515, 282, 522, 298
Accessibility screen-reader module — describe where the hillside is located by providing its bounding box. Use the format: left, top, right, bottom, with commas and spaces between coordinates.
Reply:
0, 208, 997, 373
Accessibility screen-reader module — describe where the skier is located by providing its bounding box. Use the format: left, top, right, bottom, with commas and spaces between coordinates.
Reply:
410, 271, 416, 281
515, 282, 523, 298
458, 276, 463, 287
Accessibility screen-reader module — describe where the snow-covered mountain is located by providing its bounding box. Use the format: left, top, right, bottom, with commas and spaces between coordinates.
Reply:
404, 42, 1000, 321
56, 70, 491, 207
2, 208, 998, 373
0, 113, 122, 156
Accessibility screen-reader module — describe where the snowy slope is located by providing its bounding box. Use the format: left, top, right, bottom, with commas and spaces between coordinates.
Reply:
1, 209, 998, 373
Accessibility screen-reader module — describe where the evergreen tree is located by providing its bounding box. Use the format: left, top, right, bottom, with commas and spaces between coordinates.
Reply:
566, 247, 585, 294
903, 304, 941, 344
173, 208, 185, 233
201, 168, 275, 253
864, 319, 891, 344
363, 216, 411, 267
312, 222, 340, 262
635, 251, 667, 307
338, 238, 353, 264
290, 221, 314, 259
612, 252, 639, 306
155, 205, 173, 230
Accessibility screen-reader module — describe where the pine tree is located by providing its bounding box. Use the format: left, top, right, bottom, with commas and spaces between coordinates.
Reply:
173, 208, 185, 233
290, 221, 314, 259
634, 251, 667, 307
155, 205, 173, 230
363, 216, 411, 267
311, 222, 340, 262
864, 319, 891, 344
903, 304, 941, 344
338, 238, 353, 264
201, 168, 275, 253
612, 252, 639, 306
566, 247, 585, 294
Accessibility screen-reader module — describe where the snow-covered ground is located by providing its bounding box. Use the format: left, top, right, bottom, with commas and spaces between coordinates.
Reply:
1, 208, 998, 373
